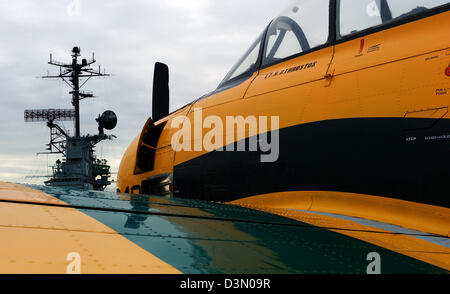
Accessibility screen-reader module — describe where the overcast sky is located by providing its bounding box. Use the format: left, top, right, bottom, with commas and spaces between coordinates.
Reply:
0, 0, 296, 186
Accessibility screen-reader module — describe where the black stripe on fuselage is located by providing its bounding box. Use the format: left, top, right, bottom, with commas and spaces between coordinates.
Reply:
173, 117, 450, 207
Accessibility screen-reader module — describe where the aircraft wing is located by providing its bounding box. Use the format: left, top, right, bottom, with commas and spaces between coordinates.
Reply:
0, 181, 448, 274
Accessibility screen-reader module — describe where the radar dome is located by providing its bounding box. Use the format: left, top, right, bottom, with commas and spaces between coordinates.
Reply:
98, 110, 117, 130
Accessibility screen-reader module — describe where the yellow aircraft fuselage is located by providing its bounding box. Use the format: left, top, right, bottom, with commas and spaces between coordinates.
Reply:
117, 2, 450, 236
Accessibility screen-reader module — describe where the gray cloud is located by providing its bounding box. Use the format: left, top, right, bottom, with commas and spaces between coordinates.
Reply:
0, 0, 296, 185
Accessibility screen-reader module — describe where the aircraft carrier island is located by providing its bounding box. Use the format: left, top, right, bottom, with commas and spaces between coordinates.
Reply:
24, 46, 117, 191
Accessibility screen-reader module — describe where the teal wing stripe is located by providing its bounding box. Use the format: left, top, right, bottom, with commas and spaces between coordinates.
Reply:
29, 185, 448, 274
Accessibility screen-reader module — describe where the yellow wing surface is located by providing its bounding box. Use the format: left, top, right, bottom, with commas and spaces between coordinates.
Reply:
0, 182, 448, 274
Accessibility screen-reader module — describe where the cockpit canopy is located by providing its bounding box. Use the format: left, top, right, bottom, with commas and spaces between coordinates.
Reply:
218, 0, 449, 89
218, 0, 329, 88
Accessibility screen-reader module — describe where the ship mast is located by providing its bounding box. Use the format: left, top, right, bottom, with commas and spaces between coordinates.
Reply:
44, 47, 109, 137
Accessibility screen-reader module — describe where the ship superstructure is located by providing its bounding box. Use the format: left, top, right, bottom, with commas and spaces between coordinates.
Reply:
24, 47, 117, 191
